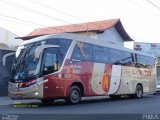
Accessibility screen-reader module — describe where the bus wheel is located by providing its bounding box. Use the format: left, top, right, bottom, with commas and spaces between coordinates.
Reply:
67, 86, 81, 104
134, 84, 143, 98
41, 99, 53, 104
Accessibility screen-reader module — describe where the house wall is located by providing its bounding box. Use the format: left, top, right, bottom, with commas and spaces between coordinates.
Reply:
0, 28, 23, 50
0, 49, 15, 96
97, 27, 124, 46
76, 32, 97, 39
0, 28, 22, 96
75, 27, 124, 46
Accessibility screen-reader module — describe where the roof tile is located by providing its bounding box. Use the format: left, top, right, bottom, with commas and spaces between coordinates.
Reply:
28, 19, 119, 36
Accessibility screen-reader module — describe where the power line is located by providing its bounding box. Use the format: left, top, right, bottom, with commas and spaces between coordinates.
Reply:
0, 0, 89, 32
154, 0, 160, 5
0, 0, 76, 33
27, 0, 160, 30
0, 0, 72, 25
28, 0, 102, 30
29, 0, 85, 22
0, 16, 38, 28
129, 0, 151, 14
146, 0, 160, 11
3, 0, 146, 36
0, 13, 46, 27
129, 0, 160, 17
4, 0, 159, 38
0, 13, 69, 33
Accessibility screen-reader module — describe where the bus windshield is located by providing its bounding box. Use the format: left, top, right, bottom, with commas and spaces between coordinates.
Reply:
10, 44, 40, 82
10, 38, 72, 83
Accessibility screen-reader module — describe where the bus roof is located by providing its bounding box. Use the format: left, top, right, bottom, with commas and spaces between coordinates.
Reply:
20, 33, 154, 58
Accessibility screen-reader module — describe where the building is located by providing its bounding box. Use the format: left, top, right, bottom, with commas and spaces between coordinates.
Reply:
17, 19, 133, 46
134, 42, 160, 57
0, 27, 22, 50
134, 42, 160, 81
0, 27, 23, 96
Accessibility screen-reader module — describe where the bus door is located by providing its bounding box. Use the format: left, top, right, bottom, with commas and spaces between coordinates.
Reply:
41, 47, 64, 98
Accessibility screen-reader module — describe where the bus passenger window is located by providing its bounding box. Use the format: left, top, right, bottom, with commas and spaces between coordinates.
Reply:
136, 54, 151, 68
71, 44, 84, 61
93, 45, 109, 63
82, 43, 93, 62
109, 48, 124, 65
122, 52, 134, 66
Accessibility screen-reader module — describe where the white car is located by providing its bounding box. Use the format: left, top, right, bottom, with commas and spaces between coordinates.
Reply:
156, 80, 160, 93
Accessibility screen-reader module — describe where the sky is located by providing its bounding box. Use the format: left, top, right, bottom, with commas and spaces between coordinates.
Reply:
0, 0, 160, 45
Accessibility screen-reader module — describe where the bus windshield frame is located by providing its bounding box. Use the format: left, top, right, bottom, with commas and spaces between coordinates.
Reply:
10, 38, 72, 83
11, 44, 40, 83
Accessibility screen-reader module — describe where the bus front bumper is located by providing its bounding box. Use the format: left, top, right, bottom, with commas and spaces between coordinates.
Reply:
8, 81, 44, 100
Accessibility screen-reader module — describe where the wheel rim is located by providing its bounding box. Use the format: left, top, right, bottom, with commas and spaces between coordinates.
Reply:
136, 86, 142, 98
70, 89, 80, 103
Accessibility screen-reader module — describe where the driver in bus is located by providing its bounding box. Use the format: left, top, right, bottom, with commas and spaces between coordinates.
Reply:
53, 60, 60, 71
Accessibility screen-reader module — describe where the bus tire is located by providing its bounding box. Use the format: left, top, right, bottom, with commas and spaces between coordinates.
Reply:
41, 99, 53, 104
134, 84, 143, 98
67, 85, 81, 104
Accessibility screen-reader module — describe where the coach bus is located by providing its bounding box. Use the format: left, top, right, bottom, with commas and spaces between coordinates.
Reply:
8, 33, 156, 104
0, 47, 15, 96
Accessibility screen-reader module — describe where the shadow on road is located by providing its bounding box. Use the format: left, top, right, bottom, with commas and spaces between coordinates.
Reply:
9, 94, 157, 108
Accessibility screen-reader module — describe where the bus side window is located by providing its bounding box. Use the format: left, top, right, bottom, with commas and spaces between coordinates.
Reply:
135, 54, 154, 68
71, 44, 84, 62
109, 48, 124, 65
148, 57, 155, 66
71, 42, 93, 62
42, 48, 58, 75
93, 45, 109, 63
82, 43, 93, 62
122, 52, 134, 66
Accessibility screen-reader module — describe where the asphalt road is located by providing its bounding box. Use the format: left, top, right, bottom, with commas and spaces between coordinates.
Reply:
1, 94, 160, 114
